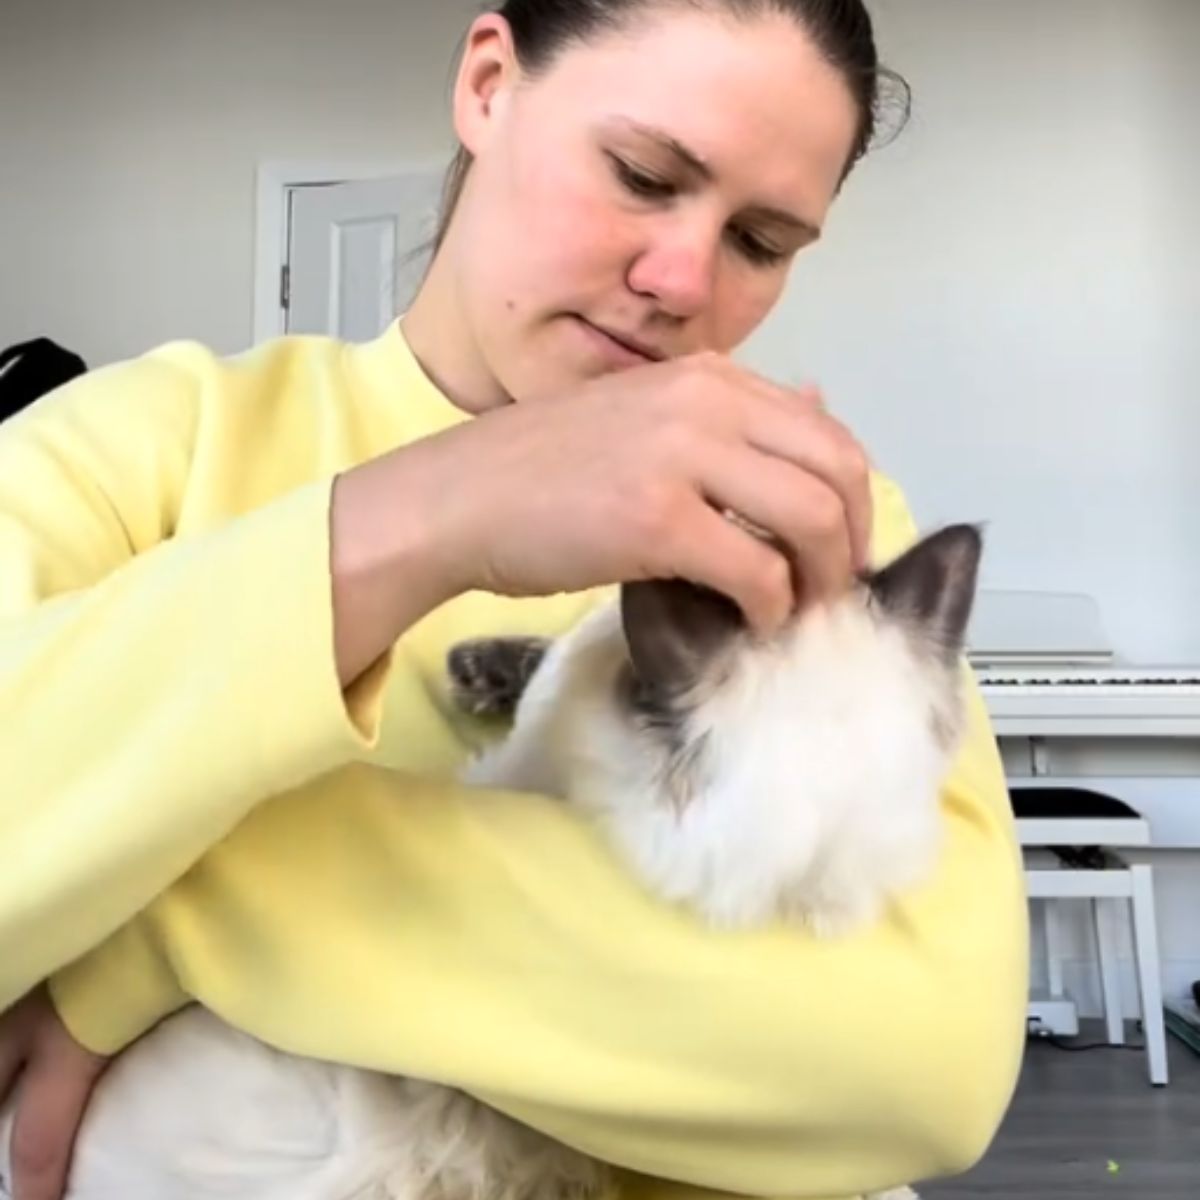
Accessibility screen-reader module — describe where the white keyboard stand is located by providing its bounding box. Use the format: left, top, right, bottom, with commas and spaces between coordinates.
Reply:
1019, 808, 1168, 1087
967, 591, 1180, 1084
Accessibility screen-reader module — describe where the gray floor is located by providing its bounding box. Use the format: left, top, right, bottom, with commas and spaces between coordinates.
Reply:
921, 1025, 1200, 1199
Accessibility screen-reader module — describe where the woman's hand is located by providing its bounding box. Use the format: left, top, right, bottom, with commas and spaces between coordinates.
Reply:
0, 988, 108, 1200
439, 353, 873, 621
331, 352, 871, 682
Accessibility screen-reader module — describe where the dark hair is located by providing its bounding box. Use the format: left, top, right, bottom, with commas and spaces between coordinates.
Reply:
431, 0, 910, 250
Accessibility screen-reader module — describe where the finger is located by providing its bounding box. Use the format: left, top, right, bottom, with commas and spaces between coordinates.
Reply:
753, 406, 870, 573
734, 377, 873, 572
10, 1051, 103, 1200
668, 503, 795, 636
0, 1044, 26, 1108
0, 1024, 29, 1102
699, 444, 854, 603
793, 382, 825, 409
0, 992, 39, 1105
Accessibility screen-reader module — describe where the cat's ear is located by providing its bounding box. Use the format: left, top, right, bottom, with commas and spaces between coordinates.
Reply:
867, 524, 983, 659
620, 579, 745, 695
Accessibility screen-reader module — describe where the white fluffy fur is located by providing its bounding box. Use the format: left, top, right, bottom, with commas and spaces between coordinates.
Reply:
1, 576, 967, 1200
467, 596, 959, 935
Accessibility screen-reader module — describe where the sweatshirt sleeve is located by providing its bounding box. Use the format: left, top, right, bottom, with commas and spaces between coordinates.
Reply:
0, 353, 391, 1010
49, 477, 1028, 1200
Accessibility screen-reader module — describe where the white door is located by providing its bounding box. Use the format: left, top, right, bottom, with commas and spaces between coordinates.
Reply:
284, 173, 444, 340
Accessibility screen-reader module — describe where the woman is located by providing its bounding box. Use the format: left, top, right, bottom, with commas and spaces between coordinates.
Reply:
0, 2, 1028, 1198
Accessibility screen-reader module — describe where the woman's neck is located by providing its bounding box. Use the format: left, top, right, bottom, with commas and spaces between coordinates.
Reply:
399, 242, 511, 417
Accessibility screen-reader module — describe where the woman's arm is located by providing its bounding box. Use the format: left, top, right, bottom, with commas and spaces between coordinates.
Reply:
3, 344, 874, 1024
0, 349, 412, 1009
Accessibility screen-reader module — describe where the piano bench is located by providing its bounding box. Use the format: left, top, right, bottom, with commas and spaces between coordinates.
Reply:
1010, 784, 1150, 851
1012, 785, 1168, 1086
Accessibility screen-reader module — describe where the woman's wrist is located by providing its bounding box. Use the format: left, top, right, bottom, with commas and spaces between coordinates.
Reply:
328, 450, 466, 687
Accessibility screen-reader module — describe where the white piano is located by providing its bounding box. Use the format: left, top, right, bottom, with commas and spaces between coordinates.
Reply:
970, 590, 1200, 739
978, 664, 1200, 739
967, 593, 1194, 1064
968, 589, 1200, 849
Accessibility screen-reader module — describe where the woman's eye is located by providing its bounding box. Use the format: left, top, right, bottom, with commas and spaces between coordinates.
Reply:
610, 155, 675, 199
730, 227, 787, 267
606, 151, 787, 267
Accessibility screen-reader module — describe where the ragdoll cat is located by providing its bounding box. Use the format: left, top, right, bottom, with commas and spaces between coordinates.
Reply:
0, 524, 981, 1200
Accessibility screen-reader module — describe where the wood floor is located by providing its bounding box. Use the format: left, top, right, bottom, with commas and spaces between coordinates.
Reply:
920, 1026, 1200, 1199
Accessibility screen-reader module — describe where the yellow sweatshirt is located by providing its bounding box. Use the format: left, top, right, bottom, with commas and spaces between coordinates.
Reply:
0, 323, 1028, 1200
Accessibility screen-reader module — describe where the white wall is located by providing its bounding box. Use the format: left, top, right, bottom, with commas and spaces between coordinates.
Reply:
3, 0, 1198, 1013
0, 0, 477, 367
743, 0, 1200, 668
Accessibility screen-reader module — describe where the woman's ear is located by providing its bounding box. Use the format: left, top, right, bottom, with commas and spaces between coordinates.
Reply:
453, 14, 520, 157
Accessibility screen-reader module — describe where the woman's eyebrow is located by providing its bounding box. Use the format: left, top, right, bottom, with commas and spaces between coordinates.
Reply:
608, 117, 822, 240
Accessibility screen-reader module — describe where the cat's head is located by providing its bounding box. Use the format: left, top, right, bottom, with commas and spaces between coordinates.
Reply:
616, 522, 983, 772
455, 524, 983, 928
600, 525, 984, 796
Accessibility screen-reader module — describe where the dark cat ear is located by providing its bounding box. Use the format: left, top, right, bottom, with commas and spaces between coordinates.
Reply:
620, 579, 745, 696
867, 524, 983, 658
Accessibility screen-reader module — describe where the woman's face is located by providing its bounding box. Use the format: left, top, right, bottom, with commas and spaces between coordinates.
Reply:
444, 5, 860, 404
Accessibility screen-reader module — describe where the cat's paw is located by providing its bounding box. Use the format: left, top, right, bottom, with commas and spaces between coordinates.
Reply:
447, 637, 551, 717
866, 1188, 921, 1200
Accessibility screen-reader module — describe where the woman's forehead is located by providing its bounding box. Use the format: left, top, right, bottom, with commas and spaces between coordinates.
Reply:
525, 8, 859, 216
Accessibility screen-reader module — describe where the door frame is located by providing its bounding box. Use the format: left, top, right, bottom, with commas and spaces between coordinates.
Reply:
251, 158, 446, 344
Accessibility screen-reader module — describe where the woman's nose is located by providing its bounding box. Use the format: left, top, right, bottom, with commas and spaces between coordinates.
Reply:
626, 227, 719, 319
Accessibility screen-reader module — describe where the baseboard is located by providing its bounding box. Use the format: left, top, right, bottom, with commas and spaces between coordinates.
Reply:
1030, 956, 1200, 1019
